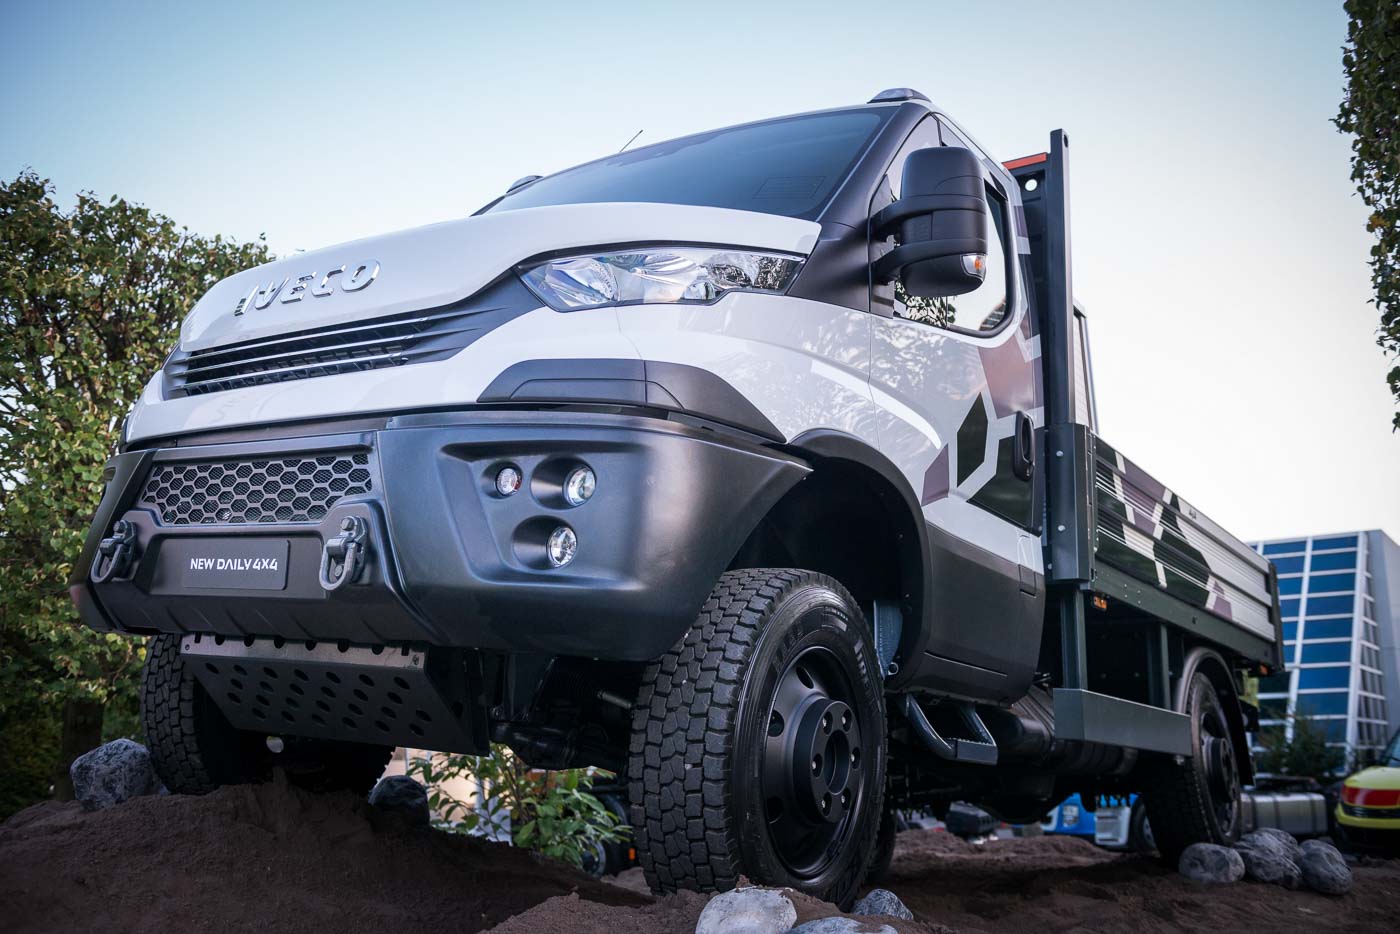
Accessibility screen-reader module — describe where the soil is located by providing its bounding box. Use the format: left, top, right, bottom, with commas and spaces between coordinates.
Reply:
2, 781, 1397, 933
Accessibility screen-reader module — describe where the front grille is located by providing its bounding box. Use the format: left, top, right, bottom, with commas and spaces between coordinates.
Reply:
163, 277, 538, 397
139, 453, 371, 525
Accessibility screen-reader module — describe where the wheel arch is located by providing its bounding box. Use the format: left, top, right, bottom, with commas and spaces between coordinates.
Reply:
732, 429, 930, 686
1177, 646, 1255, 786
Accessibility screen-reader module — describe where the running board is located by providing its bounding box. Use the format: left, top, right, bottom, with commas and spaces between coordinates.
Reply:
1053, 689, 1191, 756
900, 695, 999, 765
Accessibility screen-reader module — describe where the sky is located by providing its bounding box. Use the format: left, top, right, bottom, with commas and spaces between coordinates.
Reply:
3, 0, 1396, 543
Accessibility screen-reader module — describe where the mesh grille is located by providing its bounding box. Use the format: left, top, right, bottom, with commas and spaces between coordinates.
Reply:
139, 453, 371, 525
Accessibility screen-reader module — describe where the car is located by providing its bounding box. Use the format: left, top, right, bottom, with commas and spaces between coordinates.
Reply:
73, 88, 1282, 908
1336, 729, 1400, 852
1041, 793, 1096, 839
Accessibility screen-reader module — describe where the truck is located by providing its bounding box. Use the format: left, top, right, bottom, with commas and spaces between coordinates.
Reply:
72, 88, 1283, 908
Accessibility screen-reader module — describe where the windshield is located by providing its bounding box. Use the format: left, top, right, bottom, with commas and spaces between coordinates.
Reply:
1383, 729, 1400, 767
485, 108, 889, 221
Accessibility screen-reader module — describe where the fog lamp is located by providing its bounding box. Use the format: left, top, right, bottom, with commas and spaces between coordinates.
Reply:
564, 466, 596, 506
495, 465, 522, 496
547, 525, 577, 567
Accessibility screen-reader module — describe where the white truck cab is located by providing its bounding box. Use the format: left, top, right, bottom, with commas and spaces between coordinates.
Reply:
75, 89, 1282, 907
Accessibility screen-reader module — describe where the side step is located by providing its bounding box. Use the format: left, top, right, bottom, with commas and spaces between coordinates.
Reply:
900, 695, 999, 765
1053, 688, 1191, 756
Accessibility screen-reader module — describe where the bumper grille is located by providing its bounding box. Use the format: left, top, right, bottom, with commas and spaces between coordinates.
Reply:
1342, 803, 1400, 820
139, 453, 371, 525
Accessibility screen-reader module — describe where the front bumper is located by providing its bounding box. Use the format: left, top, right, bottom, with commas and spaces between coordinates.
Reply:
72, 410, 809, 662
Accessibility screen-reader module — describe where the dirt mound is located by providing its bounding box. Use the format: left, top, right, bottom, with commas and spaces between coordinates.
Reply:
881, 828, 1400, 934
0, 774, 644, 934
4, 789, 1399, 933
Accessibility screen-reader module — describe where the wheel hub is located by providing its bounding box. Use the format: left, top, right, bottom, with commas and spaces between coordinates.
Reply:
792, 699, 860, 824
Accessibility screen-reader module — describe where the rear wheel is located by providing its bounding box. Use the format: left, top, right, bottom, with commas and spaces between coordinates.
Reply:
1141, 669, 1242, 863
627, 569, 886, 908
142, 634, 391, 796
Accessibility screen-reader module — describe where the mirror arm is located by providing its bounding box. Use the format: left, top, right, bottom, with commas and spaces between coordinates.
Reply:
872, 237, 988, 282
870, 193, 987, 238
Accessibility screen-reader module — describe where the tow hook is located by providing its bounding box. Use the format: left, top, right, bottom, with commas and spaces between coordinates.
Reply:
91, 519, 139, 583
319, 515, 369, 591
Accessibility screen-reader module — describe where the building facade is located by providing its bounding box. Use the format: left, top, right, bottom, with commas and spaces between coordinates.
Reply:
1251, 530, 1400, 760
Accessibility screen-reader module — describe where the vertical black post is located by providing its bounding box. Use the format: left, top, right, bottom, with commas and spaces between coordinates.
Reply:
1145, 622, 1170, 708
1059, 593, 1087, 690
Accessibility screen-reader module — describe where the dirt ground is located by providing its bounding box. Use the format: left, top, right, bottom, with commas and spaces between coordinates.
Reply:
2, 779, 1397, 933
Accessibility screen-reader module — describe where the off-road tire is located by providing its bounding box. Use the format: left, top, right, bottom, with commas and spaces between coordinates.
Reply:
626, 569, 886, 909
866, 806, 899, 884
142, 634, 391, 796
1140, 670, 1243, 864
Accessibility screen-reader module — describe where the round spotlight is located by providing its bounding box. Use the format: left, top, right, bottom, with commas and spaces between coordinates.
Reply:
564, 465, 596, 506
547, 525, 577, 568
495, 465, 522, 496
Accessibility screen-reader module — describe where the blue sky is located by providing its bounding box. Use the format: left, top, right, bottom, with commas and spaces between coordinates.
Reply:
3, 0, 1396, 540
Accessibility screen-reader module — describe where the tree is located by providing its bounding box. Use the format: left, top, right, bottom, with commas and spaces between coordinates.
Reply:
0, 171, 270, 811
1335, 0, 1400, 429
1255, 712, 1346, 781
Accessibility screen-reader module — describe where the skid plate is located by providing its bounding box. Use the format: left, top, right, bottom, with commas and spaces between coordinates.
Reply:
182, 635, 484, 753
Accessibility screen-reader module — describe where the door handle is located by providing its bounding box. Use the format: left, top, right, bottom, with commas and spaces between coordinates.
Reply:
1013, 412, 1035, 481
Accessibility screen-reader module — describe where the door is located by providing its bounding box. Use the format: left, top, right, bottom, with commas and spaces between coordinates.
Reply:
868, 115, 1046, 702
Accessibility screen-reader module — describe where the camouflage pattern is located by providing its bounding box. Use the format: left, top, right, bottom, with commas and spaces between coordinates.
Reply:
1093, 438, 1275, 640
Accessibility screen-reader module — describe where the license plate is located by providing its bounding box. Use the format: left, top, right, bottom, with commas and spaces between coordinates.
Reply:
174, 539, 290, 591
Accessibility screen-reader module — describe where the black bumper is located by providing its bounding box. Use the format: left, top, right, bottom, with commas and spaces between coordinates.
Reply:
72, 410, 809, 662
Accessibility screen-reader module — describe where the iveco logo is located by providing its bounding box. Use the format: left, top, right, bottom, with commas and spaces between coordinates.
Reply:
232, 259, 379, 316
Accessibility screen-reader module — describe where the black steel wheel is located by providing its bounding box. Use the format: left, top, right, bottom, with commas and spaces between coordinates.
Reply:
627, 569, 885, 909
1141, 668, 1243, 863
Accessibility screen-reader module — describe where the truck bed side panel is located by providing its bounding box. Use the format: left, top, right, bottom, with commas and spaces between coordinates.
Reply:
1093, 437, 1276, 643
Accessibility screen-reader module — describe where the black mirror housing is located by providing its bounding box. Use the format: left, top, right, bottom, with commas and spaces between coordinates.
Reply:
871, 146, 989, 298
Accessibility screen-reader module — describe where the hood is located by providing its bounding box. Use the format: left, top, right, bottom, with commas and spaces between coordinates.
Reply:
180, 202, 822, 352
1345, 765, 1400, 790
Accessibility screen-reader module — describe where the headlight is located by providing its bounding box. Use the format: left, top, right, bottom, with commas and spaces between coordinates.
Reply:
519, 246, 803, 311
1061, 804, 1080, 826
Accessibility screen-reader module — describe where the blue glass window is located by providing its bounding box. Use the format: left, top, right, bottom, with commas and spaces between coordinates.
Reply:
1298, 668, 1351, 690
1270, 555, 1305, 574
1263, 541, 1306, 555
1303, 618, 1353, 639
1311, 551, 1356, 571
1313, 535, 1357, 551
1322, 720, 1348, 742
1281, 599, 1300, 619
1278, 577, 1303, 595
1306, 595, 1354, 616
1282, 642, 1297, 665
1301, 642, 1351, 663
1295, 692, 1348, 716
1307, 572, 1355, 594
1282, 622, 1297, 642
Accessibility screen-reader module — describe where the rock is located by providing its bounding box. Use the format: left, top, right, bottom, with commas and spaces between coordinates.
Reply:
1235, 829, 1302, 888
851, 888, 914, 921
1178, 842, 1244, 884
69, 739, 161, 810
787, 919, 897, 934
1298, 839, 1352, 895
367, 775, 430, 826
695, 887, 796, 934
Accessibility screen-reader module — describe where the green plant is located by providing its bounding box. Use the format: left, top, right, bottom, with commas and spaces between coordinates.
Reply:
0, 170, 271, 805
408, 745, 626, 868
1255, 712, 1346, 781
1335, 0, 1400, 429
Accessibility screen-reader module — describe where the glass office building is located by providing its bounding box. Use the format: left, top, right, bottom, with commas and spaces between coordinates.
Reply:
1251, 530, 1400, 759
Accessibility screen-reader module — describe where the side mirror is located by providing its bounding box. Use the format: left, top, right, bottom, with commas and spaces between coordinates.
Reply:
872, 146, 989, 298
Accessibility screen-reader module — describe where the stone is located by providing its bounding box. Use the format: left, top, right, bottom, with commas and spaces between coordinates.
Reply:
69, 739, 161, 810
1298, 839, 1352, 895
851, 888, 914, 921
695, 887, 797, 934
1178, 842, 1244, 884
787, 919, 897, 934
367, 775, 430, 826
1235, 829, 1303, 888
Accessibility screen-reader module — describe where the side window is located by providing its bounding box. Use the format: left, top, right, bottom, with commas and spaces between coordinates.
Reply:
871, 118, 1012, 333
